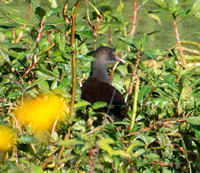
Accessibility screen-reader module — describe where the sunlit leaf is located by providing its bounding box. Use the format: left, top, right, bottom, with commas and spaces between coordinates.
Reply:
17, 136, 38, 144
92, 101, 107, 110
189, 0, 200, 17
138, 85, 152, 102
0, 7, 33, 25
74, 100, 91, 108
59, 139, 84, 147
99, 138, 115, 156
153, 0, 168, 10
186, 117, 200, 125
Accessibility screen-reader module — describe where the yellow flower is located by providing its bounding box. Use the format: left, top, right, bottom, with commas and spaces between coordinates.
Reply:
16, 94, 69, 139
0, 126, 16, 152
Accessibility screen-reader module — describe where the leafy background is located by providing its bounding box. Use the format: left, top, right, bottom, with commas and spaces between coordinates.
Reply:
0, 0, 200, 172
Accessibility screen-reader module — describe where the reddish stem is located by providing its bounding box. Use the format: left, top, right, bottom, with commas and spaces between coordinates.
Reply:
89, 147, 93, 173
172, 14, 183, 57
129, 0, 137, 35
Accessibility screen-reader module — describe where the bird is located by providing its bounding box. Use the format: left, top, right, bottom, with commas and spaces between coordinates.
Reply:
81, 46, 127, 121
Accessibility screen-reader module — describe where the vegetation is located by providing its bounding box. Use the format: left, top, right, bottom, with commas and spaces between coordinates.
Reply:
0, 0, 200, 172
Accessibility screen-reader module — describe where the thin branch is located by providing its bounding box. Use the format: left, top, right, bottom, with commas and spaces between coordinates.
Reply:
172, 14, 187, 68
126, 118, 186, 137
70, 0, 82, 116
53, 1, 82, 171
129, 0, 137, 35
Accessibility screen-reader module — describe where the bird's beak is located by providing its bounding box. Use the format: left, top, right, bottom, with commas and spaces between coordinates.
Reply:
115, 54, 126, 64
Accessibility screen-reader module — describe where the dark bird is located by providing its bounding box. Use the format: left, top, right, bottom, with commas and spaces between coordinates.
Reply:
81, 46, 127, 121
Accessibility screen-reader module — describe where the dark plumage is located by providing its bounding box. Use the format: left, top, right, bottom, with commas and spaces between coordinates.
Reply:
81, 46, 127, 120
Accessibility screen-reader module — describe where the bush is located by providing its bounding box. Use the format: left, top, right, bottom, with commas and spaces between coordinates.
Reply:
0, 0, 200, 172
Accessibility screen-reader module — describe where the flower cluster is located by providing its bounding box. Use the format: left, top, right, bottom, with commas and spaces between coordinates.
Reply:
0, 125, 16, 152
16, 94, 69, 139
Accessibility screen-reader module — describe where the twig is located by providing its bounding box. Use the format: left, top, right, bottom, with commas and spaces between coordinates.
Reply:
172, 14, 187, 68
70, 0, 82, 116
84, 0, 103, 50
41, 149, 60, 169
126, 118, 186, 137
89, 147, 93, 173
86, 126, 102, 135
175, 46, 200, 55
181, 40, 200, 48
53, 1, 82, 171
129, 0, 137, 35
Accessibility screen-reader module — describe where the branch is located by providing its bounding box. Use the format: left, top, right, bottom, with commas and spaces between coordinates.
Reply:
129, 0, 137, 35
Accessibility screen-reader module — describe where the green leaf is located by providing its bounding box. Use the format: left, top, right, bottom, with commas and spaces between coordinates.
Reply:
164, 57, 175, 69
138, 85, 152, 102
59, 139, 84, 147
53, 77, 71, 92
146, 153, 160, 160
112, 150, 131, 158
140, 33, 148, 50
118, 36, 133, 45
147, 13, 161, 24
55, 32, 66, 52
92, 101, 107, 110
153, 0, 168, 10
76, 55, 95, 61
189, 0, 200, 17
74, 100, 91, 108
38, 80, 49, 94
186, 117, 200, 125
24, 77, 46, 91
145, 49, 168, 59
35, 71, 55, 81
35, 7, 46, 21
76, 30, 94, 39
46, 18, 65, 25
0, 7, 33, 25
168, 0, 179, 13
31, 163, 43, 173
164, 74, 176, 85
43, 7, 61, 21
127, 140, 144, 153
194, 130, 200, 141
17, 136, 38, 144
99, 138, 115, 156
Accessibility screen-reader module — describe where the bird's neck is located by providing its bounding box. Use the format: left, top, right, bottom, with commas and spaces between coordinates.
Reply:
90, 63, 110, 84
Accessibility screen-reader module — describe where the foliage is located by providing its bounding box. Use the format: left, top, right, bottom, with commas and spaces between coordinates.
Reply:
0, 0, 200, 172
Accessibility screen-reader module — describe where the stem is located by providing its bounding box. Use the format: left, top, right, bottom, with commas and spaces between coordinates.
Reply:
172, 14, 187, 68
89, 147, 93, 173
70, 0, 82, 116
129, 0, 137, 35
129, 71, 140, 132
53, 2, 82, 170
